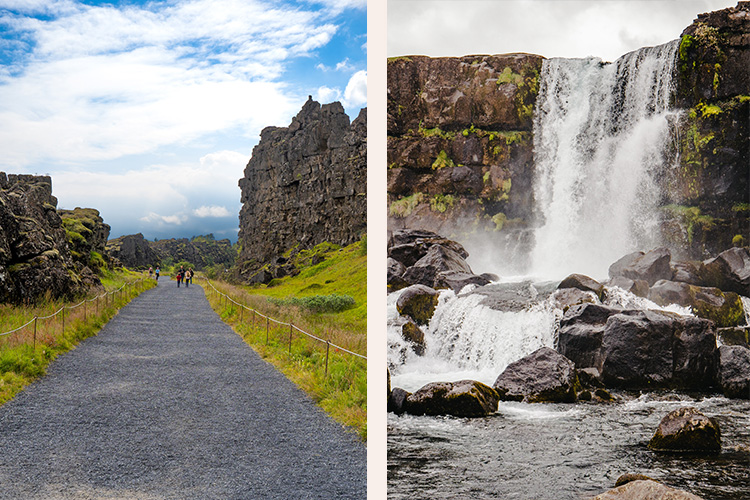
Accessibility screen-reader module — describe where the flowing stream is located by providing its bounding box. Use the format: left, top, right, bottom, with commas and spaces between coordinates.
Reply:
388, 41, 750, 499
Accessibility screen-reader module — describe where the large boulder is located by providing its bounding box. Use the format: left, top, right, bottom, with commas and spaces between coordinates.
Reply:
700, 247, 750, 296
717, 345, 750, 399
648, 280, 745, 327
558, 273, 604, 301
395, 284, 440, 325
609, 248, 673, 286
589, 479, 704, 500
388, 229, 470, 266
402, 244, 473, 288
434, 270, 492, 293
387, 257, 408, 291
557, 304, 624, 372
607, 276, 649, 298
401, 319, 426, 355
493, 347, 579, 403
106, 233, 159, 269
648, 407, 721, 453
405, 380, 499, 417
600, 310, 718, 390
388, 387, 411, 415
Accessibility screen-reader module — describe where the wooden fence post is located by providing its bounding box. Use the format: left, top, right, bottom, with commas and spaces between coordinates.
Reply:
325, 341, 330, 376
289, 323, 293, 354
33, 317, 37, 350
266, 317, 269, 345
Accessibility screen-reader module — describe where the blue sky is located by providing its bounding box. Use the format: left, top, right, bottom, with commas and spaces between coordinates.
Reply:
0, 0, 366, 241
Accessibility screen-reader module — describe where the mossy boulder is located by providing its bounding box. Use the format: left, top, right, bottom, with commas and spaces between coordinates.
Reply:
648, 279, 745, 327
648, 407, 721, 453
493, 347, 579, 403
405, 380, 499, 417
590, 479, 704, 500
396, 284, 440, 325
401, 319, 426, 355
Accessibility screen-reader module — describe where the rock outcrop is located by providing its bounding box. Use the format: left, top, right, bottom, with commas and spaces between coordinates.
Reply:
150, 236, 235, 270
237, 98, 366, 283
648, 406, 721, 452
387, 54, 543, 262
59, 207, 111, 273
0, 173, 99, 303
105, 233, 159, 269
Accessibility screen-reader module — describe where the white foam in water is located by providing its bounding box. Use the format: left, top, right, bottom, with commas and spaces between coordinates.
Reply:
742, 296, 750, 326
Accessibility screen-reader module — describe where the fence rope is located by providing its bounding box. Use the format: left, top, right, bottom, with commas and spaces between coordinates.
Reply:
0, 278, 150, 339
201, 277, 366, 360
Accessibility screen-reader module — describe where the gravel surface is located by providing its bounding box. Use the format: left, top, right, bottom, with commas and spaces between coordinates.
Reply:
0, 281, 366, 499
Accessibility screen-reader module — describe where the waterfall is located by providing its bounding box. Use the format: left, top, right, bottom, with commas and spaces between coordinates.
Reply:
530, 40, 680, 280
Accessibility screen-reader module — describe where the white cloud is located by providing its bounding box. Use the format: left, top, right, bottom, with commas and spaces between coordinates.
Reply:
317, 85, 342, 103
193, 205, 231, 218
342, 70, 366, 109
140, 212, 189, 225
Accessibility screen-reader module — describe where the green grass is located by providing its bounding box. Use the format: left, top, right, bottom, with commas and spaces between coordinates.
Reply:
202, 238, 367, 440
0, 269, 155, 406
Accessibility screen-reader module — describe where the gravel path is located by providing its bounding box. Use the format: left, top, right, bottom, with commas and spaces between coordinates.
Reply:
0, 281, 366, 499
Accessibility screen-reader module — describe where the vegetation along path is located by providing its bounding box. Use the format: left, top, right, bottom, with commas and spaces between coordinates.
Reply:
0, 281, 366, 499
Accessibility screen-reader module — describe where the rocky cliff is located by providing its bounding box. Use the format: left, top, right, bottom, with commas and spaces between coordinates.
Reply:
0, 173, 100, 303
150, 236, 235, 270
387, 2, 749, 262
59, 207, 111, 274
105, 233, 159, 269
662, 1, 750, 258
387, 54, 543, 251
237, 98, 367, 283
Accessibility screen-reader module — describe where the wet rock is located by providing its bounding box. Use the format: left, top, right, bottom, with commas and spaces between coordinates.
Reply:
493, 347, 579, 403
700, 247, 750, 296
472, 280, 540, 312
388, 387, 411, 415
402, 244, 473, 288
557, 304, 624, 371
387, 257, 408, 291
558, 273, 605, 301
608, 276, 650, 298
388, 229, 469, 265
648, 279, 745, 327
671, 260, 703, 285
396, 284, 440, 325
718, 345, 750, 399
609, 247, 672, 286
405, 380, 499, 417
600, 310, 718, 390
434, 270, 491, 293
401, 319, 426, 355
551, 288, 598, 312
614, 473, 655, 487
648, 407, 721, 453
590, 479, 704, 499
717, 326, 750, 347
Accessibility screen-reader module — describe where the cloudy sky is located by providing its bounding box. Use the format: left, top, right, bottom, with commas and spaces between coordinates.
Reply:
388, 0, 738, 62
0, 0, 366, 241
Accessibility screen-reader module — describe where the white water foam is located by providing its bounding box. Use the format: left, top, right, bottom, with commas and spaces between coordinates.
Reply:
531, 41, 680, 280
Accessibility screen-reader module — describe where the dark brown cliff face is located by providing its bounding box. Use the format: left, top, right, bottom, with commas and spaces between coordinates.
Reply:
0, 173, 99, 303
105, 233, 159, 269
237, 98, 366, 282
663, 1, 750, 258
387, 54, 544, 244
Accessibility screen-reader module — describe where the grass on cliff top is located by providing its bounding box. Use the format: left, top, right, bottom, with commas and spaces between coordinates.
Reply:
0, 269, 155, 407
203, 238, 367, 440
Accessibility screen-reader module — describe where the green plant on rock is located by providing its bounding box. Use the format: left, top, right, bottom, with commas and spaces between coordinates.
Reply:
491, 212, 507, 232
431, 150, 455, 170
662, 205, 716, 244
732, 234, 746, 247
430, 194, 455, 213
496, 67, 523, 85
389, 193, 425, 218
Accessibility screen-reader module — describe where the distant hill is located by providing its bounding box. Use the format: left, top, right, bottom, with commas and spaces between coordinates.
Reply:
106, 233, 235, 271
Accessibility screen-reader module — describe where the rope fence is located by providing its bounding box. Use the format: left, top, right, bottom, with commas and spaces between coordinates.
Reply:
200, 278, 366, 376
0, 278, 151, 349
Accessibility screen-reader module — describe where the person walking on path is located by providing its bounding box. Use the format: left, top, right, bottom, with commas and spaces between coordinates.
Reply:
154, 266, 160, 283
176, 270, 183, 287
184, 268, 193, 288
0, 282, 366, 498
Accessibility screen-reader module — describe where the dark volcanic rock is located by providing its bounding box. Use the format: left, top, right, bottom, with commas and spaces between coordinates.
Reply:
388, 228, 469, 266
401, 319, 426, 355
648, 407, 721, 453
387, 257, 408, 291
388, 387, 411, 415
402, 244, 473, 288
700, 247, 750, 296
150, 236, 235, 270
608, 248, 672, 286
557, 304, 624, 371
600, 310, 718, 390
717, 345, 750, 399
237, 98, 366, 281
608, 276, 649, 298
493, 347, 579, 403
59, 207, 111, 272
434, 270, 492, 293
0, 173, 94, 303
405, 380, 499, 417
648, 279, 745, 327
558, 273, 605, 301
395, 284, 440, 325
106, 233, 159, 269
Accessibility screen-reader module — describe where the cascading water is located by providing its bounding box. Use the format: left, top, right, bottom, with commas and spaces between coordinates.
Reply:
531, 40, 680, 280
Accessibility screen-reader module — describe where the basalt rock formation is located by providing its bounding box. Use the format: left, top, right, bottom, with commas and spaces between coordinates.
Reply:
0, 173, 99, 303
105, 233, 159, 269
387, 54, 542, 246
150, 236, 235, 270
237, 98, 366, 283
59, 207, 111, 274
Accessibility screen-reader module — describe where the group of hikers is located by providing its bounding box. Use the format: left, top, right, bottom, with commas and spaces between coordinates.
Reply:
147, 265, 194, 287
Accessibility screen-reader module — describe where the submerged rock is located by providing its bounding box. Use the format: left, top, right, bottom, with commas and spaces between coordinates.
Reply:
405, 380, 499, 417
590, 479, 704, 499
718, 345, 750, 399
493, 347, 579, 403
396, 284, 440, 325
648, 407, 721, 453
